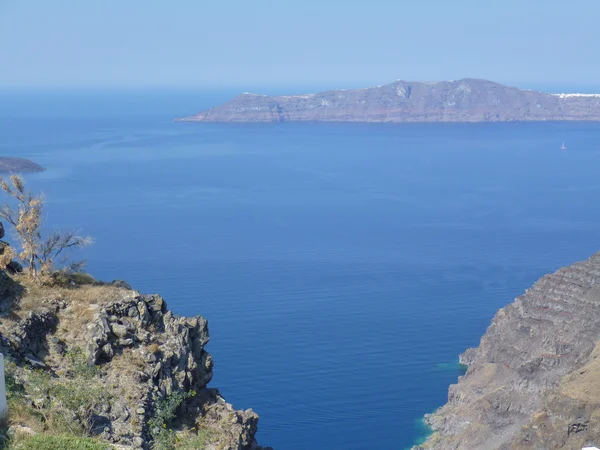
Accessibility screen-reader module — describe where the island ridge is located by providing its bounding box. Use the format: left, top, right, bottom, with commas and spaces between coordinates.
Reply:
177, 79, 600, 123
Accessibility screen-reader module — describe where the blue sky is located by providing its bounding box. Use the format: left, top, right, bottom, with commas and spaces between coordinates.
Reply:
0, 0, 598, 89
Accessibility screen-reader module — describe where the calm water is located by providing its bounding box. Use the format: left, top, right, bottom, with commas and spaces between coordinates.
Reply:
2, 90, 600, 449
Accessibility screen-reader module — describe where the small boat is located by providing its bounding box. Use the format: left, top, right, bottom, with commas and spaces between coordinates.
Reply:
561, 142, 567, 151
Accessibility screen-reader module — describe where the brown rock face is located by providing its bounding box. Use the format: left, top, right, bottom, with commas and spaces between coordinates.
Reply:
177, 79, 600, 123
0, 282, 268, 450
415, 252, 600, 450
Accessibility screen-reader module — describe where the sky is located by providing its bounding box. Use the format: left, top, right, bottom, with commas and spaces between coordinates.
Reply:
0, 0, 598, 89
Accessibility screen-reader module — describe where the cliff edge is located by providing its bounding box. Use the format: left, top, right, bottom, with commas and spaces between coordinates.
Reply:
415, 252, 600, 450
0, 273, 269, 450
177, 79, 600, 123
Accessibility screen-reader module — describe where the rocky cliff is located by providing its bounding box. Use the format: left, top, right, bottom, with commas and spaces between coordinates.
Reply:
177, 79, 600, 123
415, 252, 600, 450
0, 272, 269, 449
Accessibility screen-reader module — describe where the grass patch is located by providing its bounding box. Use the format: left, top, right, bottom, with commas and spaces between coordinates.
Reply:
46, 271, 102, 288
175, 428, 213, 449
13, 278, 129, 344
148, 390, 196, 450
12, 275, 126, 339
5, 348, 109, 438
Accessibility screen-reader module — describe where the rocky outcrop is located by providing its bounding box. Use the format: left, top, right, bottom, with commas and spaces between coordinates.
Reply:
0, 281, 268, 450
415, 252, 600, 449
9, 308, 59, 359
84, 292, 214, 393
177, 79, 600, 123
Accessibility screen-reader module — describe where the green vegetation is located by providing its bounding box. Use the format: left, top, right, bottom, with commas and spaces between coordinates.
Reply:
173, 429, 212, 449
3, 348, 108, 441
147, 390, 196, 450
48, 270, 101, 288
64, 347, 100, 379
4, 368, 25, 402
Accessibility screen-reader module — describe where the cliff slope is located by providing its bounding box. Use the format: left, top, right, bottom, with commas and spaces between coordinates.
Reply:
177, 79, 600, 123
0, 273, 268, 450
415, 252, 600, 450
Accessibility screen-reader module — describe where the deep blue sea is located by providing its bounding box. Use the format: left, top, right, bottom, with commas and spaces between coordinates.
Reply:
2, 89, 600, 449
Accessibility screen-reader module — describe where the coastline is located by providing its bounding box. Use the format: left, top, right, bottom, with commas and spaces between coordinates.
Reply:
414, 252, 600, 449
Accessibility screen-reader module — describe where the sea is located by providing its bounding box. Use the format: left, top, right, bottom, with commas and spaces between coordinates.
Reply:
2, 88, 600, 449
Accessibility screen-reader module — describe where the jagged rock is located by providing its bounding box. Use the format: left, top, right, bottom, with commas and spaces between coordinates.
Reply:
6, 260, 23, 274
85, 314, 110, 366
77, 291, 245, 447
24, 354, 46, 368
2, 283, 266, 449
127, 306, 139, 319
111, 323, 129, 339
102, 343, 114, 359
187, 388, 270, 450
137, 301, 150, 325
9, 309, 58, 357
112, 280, 132, 290
0, 271, 22, 312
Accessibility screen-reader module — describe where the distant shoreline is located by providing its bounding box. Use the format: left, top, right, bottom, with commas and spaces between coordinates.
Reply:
0, 157, 45, 173
176, 118, 600, 124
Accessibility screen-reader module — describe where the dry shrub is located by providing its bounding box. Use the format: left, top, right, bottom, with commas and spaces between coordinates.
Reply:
0, 175, 91, 282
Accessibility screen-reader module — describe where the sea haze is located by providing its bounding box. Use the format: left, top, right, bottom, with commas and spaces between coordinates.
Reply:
2, 89, 600, 449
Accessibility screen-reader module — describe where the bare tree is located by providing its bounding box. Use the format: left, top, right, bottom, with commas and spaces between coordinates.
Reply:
0, 175, 91, 281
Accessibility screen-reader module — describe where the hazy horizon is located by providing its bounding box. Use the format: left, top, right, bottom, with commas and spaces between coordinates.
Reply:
2, 0, 599, 89
2, 81, 600, 95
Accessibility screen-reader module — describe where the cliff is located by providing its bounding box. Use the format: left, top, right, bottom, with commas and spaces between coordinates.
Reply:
177, 79, 600, 123
0, 272, 269, 450
415, 252, 600, 450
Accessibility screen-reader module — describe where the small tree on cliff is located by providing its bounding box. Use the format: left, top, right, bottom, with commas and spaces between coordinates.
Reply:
0, 175, 91, 281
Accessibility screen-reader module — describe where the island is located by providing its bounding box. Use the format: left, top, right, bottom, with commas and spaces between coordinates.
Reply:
176, 78, 600, 123
0, 157, 45, 173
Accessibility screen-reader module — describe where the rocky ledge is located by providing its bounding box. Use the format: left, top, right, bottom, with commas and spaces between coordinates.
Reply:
415, 252, 600, 449
0, 274, 269, 449
177, 79, 600, 123
0, 157, 44, 173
